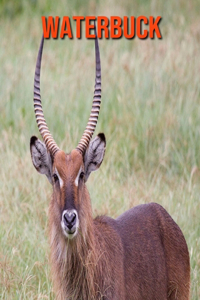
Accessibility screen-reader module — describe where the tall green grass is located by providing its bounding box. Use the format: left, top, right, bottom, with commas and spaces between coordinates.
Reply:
0, 0, 200, 298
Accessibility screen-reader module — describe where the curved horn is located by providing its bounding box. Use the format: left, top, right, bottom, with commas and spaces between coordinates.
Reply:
76, 29, 101, 154
33, 35, 60, 157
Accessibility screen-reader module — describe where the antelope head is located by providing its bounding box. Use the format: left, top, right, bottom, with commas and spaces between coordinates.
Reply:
30, 35, 106, 240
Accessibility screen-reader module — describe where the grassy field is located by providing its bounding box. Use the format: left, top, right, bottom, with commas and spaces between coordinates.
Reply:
0, 0, 200, 299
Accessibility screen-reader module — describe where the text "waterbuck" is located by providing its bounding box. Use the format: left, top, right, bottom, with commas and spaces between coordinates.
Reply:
30, 34, 190, 300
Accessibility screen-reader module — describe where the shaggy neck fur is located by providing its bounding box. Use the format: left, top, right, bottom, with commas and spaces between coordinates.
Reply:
48, 187, 114, 300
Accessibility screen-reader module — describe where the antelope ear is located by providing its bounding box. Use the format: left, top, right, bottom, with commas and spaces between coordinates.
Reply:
30, 136, 53, 184
84, 133, 106, 182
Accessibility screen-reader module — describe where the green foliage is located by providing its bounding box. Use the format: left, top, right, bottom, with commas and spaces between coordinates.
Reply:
0, 0, 200, 298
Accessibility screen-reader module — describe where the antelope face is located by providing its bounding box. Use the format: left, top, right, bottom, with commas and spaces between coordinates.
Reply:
52, 150, 83, 239
30, 134, 106, 240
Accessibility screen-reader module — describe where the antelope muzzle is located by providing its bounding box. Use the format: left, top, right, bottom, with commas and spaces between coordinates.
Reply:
61, 209, 79, 239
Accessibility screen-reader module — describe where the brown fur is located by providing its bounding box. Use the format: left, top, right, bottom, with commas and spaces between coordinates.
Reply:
46, 150, 190, 300
48, 150, 125, 299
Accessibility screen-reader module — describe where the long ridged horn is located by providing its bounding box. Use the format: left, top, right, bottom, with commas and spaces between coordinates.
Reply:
33, 35, 60, 157
76, 28, 101, 154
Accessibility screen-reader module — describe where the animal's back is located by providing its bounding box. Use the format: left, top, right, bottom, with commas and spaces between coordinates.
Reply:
116, 203, 190, 300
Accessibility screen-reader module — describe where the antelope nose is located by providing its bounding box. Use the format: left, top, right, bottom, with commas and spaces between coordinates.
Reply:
63, 212, 76, 230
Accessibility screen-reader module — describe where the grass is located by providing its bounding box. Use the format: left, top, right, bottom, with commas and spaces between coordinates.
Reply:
0, 0, 200, 298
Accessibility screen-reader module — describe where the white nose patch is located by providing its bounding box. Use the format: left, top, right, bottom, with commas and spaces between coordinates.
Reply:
61, 209, 79, 239
75, 167, 82, 187
62, 209, 77, 219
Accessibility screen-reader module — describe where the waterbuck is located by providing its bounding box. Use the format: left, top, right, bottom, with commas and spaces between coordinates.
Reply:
30, 34, 190, 300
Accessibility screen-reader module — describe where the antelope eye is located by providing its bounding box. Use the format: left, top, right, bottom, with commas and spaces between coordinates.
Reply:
80, 172, 85, 180
53, 173, 59, 182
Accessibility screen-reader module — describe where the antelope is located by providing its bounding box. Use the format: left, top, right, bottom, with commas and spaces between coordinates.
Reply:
30, 33, 190, 300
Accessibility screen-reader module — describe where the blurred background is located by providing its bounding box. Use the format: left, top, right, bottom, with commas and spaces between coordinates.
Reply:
0, 0, 200, 299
